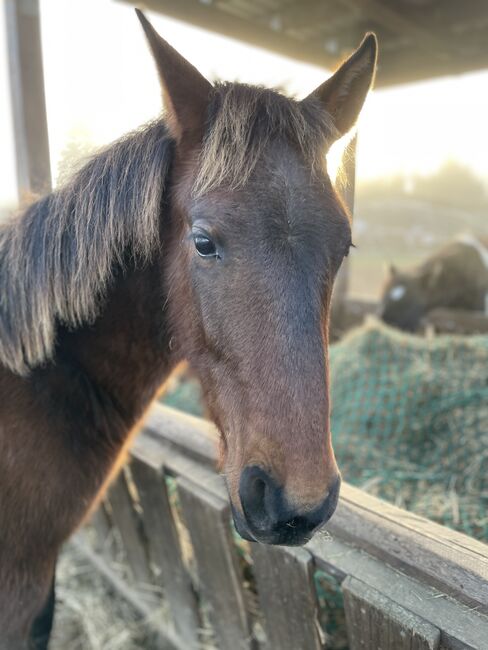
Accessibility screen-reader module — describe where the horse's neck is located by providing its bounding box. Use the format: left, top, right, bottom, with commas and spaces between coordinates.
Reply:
0, 258, 175, 566
56, 258, 174, 436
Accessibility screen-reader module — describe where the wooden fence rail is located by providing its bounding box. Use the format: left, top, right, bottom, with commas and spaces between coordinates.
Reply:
81, 404, 488, 650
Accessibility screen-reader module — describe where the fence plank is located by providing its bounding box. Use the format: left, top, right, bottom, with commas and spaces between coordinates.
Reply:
343, 576, 440, 650
251, 545, 321, 650
130, 458, 200, 649
88, 501, 112, 554
107, 471, 152, 585
177, 477, 251, 650
325, 482, 488, 613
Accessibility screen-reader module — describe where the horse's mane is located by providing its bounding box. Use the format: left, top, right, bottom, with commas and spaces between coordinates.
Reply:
0, 120, 172, 375
0, 83, 333, 375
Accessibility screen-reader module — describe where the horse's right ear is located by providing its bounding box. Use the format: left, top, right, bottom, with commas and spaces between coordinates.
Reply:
306, 33, 377, 141
136, 10, 213, 142
384, 262, 398, 278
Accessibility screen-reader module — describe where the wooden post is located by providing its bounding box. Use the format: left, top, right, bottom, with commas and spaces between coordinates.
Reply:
106, 471, 153, 585
5, 0, 52, 200
177, 477, 252, 650
130, 459, 201, 649
330, 134, 357, 337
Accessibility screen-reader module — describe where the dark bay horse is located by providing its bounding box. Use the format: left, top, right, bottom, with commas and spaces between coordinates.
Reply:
380, 234, 488, 331
0, 11, 377, 648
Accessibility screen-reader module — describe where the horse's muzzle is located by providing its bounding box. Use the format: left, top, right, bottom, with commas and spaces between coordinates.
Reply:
231, 466, 341, 546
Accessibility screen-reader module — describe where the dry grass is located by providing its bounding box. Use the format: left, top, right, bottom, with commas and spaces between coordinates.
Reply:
50, 543, 160, 650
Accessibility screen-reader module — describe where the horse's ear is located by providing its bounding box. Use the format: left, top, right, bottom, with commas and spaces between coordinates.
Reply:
384, 262, 398, 278
136, 10, 213, 142
306, 33, 377, 141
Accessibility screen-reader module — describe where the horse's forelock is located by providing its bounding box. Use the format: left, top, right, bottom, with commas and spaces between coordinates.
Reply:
192, 82, 335, 197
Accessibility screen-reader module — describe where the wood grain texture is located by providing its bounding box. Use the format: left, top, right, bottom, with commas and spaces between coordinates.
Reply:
309, 536, 488, 650
326, 482, 488, 613
177, 477, 252, 650
343, 576, 440, 650
130, 458, 200, 649
88, 502, 112, 554
251, 545, 321, 650
106, 471, 152, 585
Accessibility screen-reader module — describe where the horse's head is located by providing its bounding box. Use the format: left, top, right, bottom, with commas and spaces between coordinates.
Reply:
138, 12, 377, 545
379, 261, 444, 332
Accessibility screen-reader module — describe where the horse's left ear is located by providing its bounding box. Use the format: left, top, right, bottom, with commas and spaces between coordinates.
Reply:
306, 33, 377, 141
136, 10, 213, 142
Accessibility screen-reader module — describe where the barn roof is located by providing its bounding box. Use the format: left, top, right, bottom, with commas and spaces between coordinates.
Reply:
123, 0, 488, 86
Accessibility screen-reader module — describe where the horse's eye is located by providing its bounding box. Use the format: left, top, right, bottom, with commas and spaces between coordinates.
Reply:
194, 234, 218, 258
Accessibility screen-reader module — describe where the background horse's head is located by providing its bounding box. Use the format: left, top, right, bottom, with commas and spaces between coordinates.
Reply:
138, 12, 377, 545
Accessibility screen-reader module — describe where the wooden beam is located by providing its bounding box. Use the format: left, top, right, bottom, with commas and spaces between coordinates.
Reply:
5, 0, 51, 200
377, 43, 488, 86
121, 0, 488, 87
123, 0, 337, 71
331, 135, 357, 327
344, 0, 448, 57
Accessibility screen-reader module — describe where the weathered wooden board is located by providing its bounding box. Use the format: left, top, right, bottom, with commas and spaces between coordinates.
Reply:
130, 458, 200, 649
309, 536, 488, 650
88, 501, 112, 554
251, 545, 321, 650
343, 576, 440, 650
325, 482, 488, 613
106, 471, 152, 585
423, 308, 488, 335
140, 405, 218, 469
177, 477, 251, 650
131, 430, 226, 503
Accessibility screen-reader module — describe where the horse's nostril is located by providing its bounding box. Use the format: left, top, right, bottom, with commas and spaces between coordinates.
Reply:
239, 466, 278, 530
250, 476, 266, 506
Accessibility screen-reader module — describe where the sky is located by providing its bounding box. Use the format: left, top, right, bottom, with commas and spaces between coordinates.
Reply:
1, 0, 488, 206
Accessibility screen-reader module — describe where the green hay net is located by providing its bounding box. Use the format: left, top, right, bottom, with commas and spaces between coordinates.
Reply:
163, 320, 488, 541
329, 320, 487, 541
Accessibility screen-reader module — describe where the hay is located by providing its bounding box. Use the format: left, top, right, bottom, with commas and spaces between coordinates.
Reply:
51, 543, 160, 650
329, 319, 488, 540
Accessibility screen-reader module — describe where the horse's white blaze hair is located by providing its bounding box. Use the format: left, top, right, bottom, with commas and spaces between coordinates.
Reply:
389, 285, 406, 301
0, 120, 171, 375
